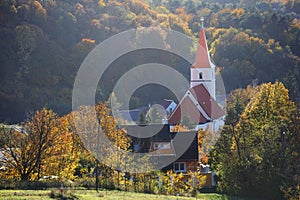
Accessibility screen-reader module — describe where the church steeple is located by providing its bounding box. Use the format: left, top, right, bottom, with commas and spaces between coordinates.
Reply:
190, 18, 216, 99
191, 17, 212, 69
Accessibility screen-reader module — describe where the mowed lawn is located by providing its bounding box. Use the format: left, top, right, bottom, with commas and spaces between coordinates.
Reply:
0, 189, 245, 200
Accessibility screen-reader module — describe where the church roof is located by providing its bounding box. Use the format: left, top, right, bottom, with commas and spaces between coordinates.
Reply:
190, 84, 224, 119
191, 27, 214, 69
168, 84, 225, 125
168, 95, 207, 125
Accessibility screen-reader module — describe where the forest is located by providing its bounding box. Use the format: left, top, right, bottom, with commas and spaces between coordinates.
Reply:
0, 0, 299, 122
0, 0, 299, 199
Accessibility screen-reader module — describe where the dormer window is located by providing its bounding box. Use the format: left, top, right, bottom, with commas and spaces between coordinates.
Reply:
199, 72, 203, 79
154, 142, 170, 150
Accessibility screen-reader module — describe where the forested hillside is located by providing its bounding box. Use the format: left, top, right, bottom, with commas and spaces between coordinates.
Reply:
1, 0, 300, 122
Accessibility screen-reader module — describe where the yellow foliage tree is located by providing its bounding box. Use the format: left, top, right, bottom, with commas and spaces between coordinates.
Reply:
39, 115, 80, 181
0, 108, 79, 181
70, 101, 132, 185
170, 124, 190, 132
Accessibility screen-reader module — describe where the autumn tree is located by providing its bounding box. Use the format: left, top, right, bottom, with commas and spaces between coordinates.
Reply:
210, 82, 299, 199
225, 85, 258, 126
281, 106, 300, 200
71, 102, 132, 187
170, 124, 190, 132
0, 109, 64, 180
39, 115, 80, 180
211, 28, 297, 91
198, 128, 219, 165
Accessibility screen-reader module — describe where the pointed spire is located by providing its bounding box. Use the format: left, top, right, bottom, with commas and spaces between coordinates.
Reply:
191, 17, 212, 69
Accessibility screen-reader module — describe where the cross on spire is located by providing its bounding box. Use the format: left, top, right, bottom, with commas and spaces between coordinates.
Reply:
200, 17, 204, 28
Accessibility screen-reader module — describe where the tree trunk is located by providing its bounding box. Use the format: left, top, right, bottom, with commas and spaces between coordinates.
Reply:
20, 173, 29, 181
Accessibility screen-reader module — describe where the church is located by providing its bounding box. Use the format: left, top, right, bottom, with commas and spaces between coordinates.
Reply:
122, 21, 225, 187
168, 19, 225, 132
120, 20, 225, 131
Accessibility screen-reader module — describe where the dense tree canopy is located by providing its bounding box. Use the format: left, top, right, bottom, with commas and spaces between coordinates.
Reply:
210, 82, 299, 199
0, 0, 299, 123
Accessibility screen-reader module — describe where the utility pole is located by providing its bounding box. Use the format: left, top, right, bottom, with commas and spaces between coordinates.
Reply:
281, 127, 286, 172
95, 116, 101, 192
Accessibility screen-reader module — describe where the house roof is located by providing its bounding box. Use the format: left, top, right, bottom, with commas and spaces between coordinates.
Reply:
122, 124, 198, 161
170, 132, 198, 161
189, 84, 225, 119
119, 109, 140, 122
118, 107, 149, 122
158, 99, 174, 109
122, 124, 171, 141
191, 28, 214, 69
168, 84, 225, 125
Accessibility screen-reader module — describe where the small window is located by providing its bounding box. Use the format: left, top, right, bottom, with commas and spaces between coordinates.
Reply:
133, 144, 139, 152
199, 72, 203, 79
174, 162, 186, 172
154, 142, 170, 150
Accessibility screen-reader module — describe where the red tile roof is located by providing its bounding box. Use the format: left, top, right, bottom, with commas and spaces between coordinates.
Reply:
168, 84, 225, 125
190, 84, 225, 119
168, 96, 206, 124
191, 28, 212, 69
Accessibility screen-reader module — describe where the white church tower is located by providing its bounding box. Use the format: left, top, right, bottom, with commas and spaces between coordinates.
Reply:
190, 17, 216, 100
169, 18, 225, 132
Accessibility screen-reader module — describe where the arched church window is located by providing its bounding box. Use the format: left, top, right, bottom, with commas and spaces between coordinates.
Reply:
199, 72, 203, 79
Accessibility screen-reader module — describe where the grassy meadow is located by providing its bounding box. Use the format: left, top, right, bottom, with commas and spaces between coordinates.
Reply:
0, 189, 250, 200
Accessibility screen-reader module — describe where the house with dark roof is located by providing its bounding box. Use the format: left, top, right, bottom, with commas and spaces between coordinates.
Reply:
122, 124, 216, 187
122, 124, 199, 173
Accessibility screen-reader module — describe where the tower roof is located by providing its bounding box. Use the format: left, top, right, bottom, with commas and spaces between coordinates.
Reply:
191, 25, 213, 69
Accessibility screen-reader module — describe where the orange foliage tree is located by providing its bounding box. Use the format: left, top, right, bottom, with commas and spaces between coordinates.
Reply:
0, 108, 79, 181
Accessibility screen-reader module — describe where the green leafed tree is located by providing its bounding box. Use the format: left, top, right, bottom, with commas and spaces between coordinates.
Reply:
15, 24, 40, 74
210, 82, 299, 199
146, 104, 166, 124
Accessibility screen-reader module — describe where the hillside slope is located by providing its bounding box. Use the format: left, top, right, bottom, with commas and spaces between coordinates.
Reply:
0, 0, 299, 122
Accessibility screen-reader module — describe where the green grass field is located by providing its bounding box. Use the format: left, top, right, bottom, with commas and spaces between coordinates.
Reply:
0, 189, 246, 200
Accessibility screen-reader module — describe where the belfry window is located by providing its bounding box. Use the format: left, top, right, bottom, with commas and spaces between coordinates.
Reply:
199, 72, 203, 79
